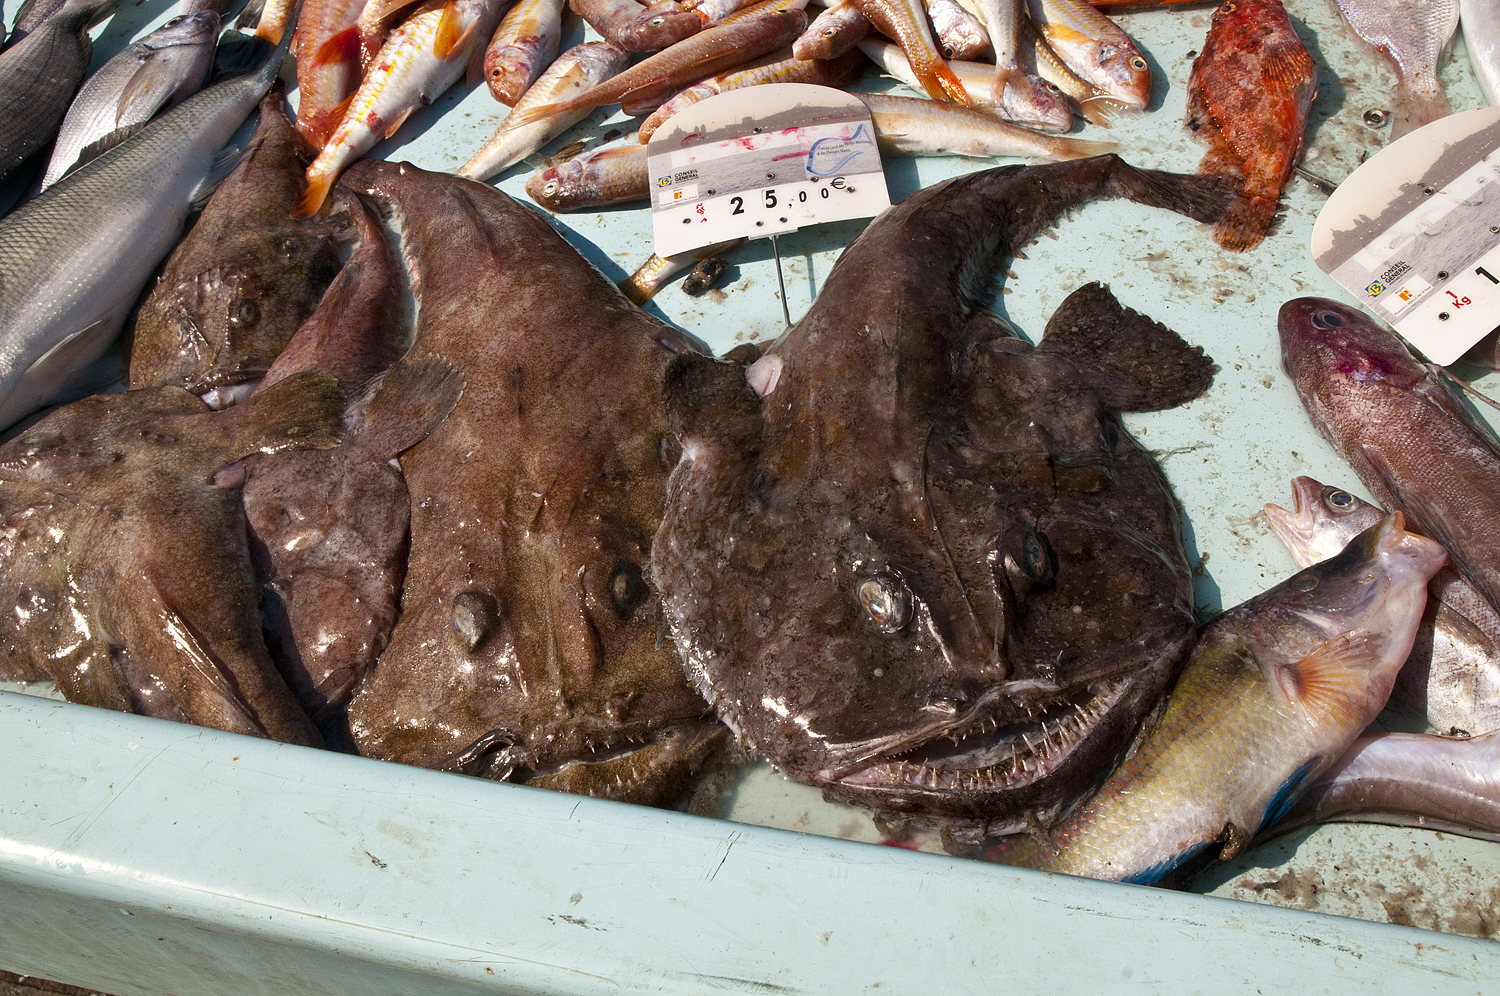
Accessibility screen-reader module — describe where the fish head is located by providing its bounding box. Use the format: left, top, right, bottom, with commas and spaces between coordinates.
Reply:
132, 249, 339, 405
1244, 513, 1447, 728
1279, 298, 1427, 407
658, 343, 1195, 828
1089, 39, 1150, 111
1264, 475, 1385, 570
146, 10, 220, 49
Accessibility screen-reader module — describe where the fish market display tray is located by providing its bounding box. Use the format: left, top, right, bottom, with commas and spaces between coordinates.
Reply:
4, 1, 1500, 992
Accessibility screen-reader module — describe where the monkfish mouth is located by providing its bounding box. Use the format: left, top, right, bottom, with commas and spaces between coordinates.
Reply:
823, 674, 1139, 799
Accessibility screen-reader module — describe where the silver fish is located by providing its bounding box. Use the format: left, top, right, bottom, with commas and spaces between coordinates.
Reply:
42, 12, 222, 191
0, 24, 293, 432
1332, 0, 1458, 138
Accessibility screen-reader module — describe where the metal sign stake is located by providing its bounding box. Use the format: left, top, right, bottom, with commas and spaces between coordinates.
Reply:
770, 233, 792, 330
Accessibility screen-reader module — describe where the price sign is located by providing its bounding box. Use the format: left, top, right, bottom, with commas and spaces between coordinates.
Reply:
647, 84, 890, 259
1313, 106, 1500, 365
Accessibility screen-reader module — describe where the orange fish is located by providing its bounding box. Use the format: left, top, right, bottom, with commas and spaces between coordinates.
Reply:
1186, 0, 1316, 252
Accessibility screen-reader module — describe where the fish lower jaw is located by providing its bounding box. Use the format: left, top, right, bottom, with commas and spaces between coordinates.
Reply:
824, 675, 1135, 802
198, 379, 262, 410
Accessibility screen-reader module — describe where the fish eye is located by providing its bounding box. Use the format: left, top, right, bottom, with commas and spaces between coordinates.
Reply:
1290, 573, 1319, 592
1101, 418, 1120, 451
648, 15, 665, 25
543, 180, 559, 197
1001, 526, 1057, 590
163, 15, 184, 25
451, 590, 498, 652
824, 27, 838, 36
1130, 56, 1148, 71
1310, 309, 1346, 330
1324, 489, 1356, 512
278, 238, 301, 259
609, 561, 649, 618
1219, 2, 1235, 11
229, 298, 260, 328
857, 574, 913, 633
176, 313, 198, 343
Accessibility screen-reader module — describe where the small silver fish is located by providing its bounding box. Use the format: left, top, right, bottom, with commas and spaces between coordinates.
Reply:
43, 12, 221, 190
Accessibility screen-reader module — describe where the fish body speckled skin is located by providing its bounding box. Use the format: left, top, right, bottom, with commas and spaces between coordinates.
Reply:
983, 515, 1445, 883
1333, 0, 1457, 138
1185, 0, 1315, 252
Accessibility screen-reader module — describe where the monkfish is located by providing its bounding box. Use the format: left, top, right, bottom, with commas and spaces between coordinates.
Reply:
653, 156, 1232, 836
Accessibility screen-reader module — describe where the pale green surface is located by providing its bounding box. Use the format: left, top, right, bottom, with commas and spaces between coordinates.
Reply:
4, 0, 1500, 990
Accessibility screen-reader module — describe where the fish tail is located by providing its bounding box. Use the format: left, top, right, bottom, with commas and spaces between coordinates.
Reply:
1045, 136, 1119, 162
1077, 96, 1125, 128
293, 167, 338, 219
1212, 191, 1279, 252
931, 58, 971, 106
1100, 157, 1238, 227
1390, 87, 1452, 141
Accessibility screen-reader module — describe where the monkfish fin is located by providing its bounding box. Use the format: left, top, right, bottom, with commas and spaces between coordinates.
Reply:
352, 353, 466, 459
213, 370, 345, 461
1039, 282, 1216, 411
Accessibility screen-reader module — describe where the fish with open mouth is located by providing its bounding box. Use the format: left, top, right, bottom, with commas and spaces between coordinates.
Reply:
1264, 476, 1500, 737
130, 91, 343, 408
977, 514, 1445, 883
0, 372, 342, 745
653, 156, 1231, 836
342, 160, 727, 806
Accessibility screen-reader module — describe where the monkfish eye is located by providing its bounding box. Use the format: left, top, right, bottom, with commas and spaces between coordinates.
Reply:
1130, 55, 1148, 71
648, 16, 666, 25
609, 561, 649, 618
1002, 526, 1057, 590
857, 574, 912, 633
229, 298, 261, 328
451, 590, 499, 653
1310, 309, 1346, 330
1290, 573, 1319, 592
1324, 489, 1356, 513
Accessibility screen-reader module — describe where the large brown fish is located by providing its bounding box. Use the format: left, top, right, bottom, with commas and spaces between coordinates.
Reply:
1280, 299, 1500, 632
0, 373, 341, 745
244, 193, 462, 740
129, 91, 343, 406
654, 157, 1231, 836
342, 160, 726, 806
1185, 0, 1316, 251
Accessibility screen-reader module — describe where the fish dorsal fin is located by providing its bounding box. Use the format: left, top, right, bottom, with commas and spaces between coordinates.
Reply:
432, 0, 463, 59
362, 0, 422, 26
189, 143, 254, 209
115, 57, 179, 127
67, 122, 151, 176
1273, 628, 1380, 727
201, 370, 344, 462
350, 353, 466, 458
1038, 282, 1216, 412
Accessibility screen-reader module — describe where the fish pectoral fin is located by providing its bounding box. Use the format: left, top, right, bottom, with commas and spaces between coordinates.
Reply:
464, 23, 488, 85
115, 57, 180, 126
23, 318, 122, 389
353, 354, 466, 458
382, 106, 415, 140
214, 370, 345, 462
432, 0, 463, 59
314, 24, 362, 65
67, 122, 151, 178
190, 143, 254, 210
1273, 627, 1380, 726
1216, 820, 1251, 861
1037, 282, 1216, 411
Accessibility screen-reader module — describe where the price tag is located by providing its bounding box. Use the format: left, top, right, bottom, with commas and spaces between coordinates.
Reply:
1312, 106, 1500, 364
647, 83, 890, 258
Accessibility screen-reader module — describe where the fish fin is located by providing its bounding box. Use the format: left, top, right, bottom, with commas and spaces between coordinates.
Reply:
314, 24, 362, 64
1098, 154, 1237, 227
215, 32, 275, 75
465, 23, 488, 85
351, 353, 466, 458
190, 143, 253, 210
506, 98, 569, 129
1119, 839, 1214, 886
1212, 192, 1278, 252
930, 57, 970, 106
115, 59, 180, 127
1274, 628, 1381, 728
1038, 282, 1216, 411
1047, 137, 1118, 162
382, 106, 415, 140
66, 123, 151, 176
1076, 96, 1122, 128
22, 318, 122, 394
361, 0, 422, 26
214, 370, 345, 460
292, 169, 338, 218
323, 90, 361, 137
1390, 88, 1452, 141
432, 1, 463, 59
1257, 756, 1322, 835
